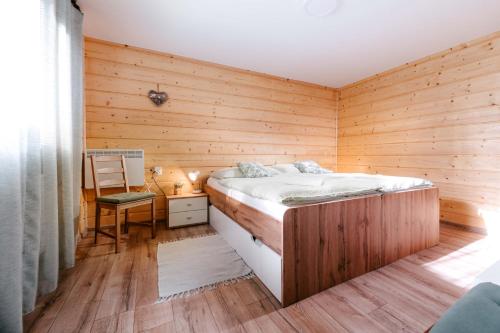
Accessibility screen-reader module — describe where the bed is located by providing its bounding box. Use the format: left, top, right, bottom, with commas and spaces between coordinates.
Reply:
205, 171, 440, 307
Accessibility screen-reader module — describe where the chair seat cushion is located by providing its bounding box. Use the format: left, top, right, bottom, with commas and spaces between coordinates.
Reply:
430, 282, 500, 333
97, 192, 156, 204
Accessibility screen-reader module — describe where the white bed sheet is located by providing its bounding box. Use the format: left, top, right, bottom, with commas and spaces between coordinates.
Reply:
207, 177, 289, 222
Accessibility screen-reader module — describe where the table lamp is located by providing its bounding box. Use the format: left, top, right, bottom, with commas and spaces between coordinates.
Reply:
188, 170, 201, 194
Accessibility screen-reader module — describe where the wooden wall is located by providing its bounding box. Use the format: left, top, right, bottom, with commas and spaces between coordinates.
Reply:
338, 31, 500, 230
84, 37, 338, 227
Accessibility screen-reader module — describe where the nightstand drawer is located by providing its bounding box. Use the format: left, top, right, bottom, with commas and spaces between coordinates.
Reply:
169, 209, 207, 227
169, 196, 207, 213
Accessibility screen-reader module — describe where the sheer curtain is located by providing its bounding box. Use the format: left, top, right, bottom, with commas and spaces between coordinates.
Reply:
0, 0, 83, 331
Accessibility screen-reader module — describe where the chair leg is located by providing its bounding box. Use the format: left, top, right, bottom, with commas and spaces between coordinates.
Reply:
115, 206, 121, 253
151, 198, 156, 239
95, 204, 101, 244
124, 209, 129, 234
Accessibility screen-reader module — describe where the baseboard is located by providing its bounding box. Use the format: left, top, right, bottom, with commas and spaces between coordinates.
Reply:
440, 220, 487, 235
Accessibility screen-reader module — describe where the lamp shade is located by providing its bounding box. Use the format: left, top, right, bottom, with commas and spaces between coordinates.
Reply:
188, 170, 200, 182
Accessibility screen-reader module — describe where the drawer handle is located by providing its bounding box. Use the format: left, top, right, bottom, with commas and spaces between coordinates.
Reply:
251, 235, 262, 246
186, 203, 192, 207
186, 217, 192, 220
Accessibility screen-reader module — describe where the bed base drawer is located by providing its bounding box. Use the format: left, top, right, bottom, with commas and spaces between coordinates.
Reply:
209, 205, 282, 302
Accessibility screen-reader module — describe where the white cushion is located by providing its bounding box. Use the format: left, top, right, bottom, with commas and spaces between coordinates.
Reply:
271, 163, 300, 174
294, 160, 333, 174
238, 162, 278, 178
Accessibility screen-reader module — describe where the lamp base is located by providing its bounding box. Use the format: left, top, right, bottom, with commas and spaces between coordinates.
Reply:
192, 189, 202, 194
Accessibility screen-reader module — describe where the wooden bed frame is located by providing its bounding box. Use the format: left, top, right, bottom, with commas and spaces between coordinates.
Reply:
205, 185, 440, 306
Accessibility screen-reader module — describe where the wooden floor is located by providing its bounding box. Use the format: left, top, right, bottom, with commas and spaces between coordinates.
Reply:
24, 222, 498, 333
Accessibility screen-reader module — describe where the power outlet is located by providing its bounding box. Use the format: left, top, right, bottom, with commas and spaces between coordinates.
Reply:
152, 166, 162, 176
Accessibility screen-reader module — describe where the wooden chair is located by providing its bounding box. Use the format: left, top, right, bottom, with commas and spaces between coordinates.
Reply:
90, 155, 156, 253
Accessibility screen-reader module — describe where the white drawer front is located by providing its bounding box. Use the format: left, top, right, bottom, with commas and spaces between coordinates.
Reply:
169, 209, 207, 227
169, 197, 207, 213
259, 243, 282, 301
209, 206, 282, 302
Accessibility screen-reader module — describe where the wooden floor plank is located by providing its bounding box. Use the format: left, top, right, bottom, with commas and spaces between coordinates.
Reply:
171, 293, 219, 333
26, 223, 491, 333
377, 304, 430, 332
204, 289, 246, 333
328, 280, 386, 314
24, 264, 84, 333
255, 299, 297, 333
48, 255, 113, 332
246, 299, 285, 332
134, 302, 175, 332
280, 298, 348, 333
116, 311, 135, 333
368, 306, 420, 333
351, 273, 440, 329
95, 252, 135, 320
311, 289, 389, 333
218, 284, 263, 333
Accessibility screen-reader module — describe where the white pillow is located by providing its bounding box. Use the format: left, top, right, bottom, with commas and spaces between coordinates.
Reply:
271, 163, 300, 174
294, 160, 333, 174
294, 160, 320, 168
211, 167, 244, 179
238, 162, 278, 178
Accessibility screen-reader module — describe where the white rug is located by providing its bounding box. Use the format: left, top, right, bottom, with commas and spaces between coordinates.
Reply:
157, 234, 253, 301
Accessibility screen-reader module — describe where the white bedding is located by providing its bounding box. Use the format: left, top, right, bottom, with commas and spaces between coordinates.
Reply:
210, 172, 432, 206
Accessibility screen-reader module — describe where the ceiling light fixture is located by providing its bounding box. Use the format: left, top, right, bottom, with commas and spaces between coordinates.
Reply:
302, 0, 339, 17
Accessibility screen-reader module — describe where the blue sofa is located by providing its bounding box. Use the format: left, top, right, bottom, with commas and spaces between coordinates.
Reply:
431, 282, 500, 333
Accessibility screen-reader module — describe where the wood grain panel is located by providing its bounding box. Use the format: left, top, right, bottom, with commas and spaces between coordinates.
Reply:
85, 65, 336, 115
318, 203, 345, 290
85, 38, 338, 228
339, 31, 500, 230
84, 39, 336, 100
381, 188, 440, 265
344, 195, 382, 277
281, 187, 439, 306
205, 185, 283, 255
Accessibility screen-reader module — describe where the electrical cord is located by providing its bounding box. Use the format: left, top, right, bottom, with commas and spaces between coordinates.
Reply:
151, 170, 168, 225
151, 171, 167, 197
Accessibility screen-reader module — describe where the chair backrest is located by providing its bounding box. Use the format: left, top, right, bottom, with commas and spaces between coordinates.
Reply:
90, 155, 130, 198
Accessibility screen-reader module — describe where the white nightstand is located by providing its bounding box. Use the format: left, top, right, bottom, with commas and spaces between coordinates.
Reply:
166, 193, 208, 229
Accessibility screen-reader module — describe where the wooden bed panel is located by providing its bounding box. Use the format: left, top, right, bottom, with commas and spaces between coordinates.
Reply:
318, 203, 345, 291
343, 195, 383, 278
206, 184, 439, 307
282, 187, 439, 306
295, 205, 321, 300
205, 184, 226, 212
282, 194, 384, 306
205, 185, 283, 254
381, 187, 440, 265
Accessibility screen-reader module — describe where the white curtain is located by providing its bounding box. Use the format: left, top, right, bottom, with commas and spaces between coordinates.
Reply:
0, 0, 83, 331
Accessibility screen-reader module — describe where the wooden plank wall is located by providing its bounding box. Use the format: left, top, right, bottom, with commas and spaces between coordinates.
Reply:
338, 31, 500, 230
84, 37, 339, 228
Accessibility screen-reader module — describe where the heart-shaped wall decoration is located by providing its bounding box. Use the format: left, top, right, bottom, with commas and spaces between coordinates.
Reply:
148, 89, 168, 106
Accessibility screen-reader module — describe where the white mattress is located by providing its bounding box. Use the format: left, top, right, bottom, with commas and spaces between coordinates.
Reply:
207, 177, 289, 222
207, 172, 432, 221
213, 173, 432, 206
